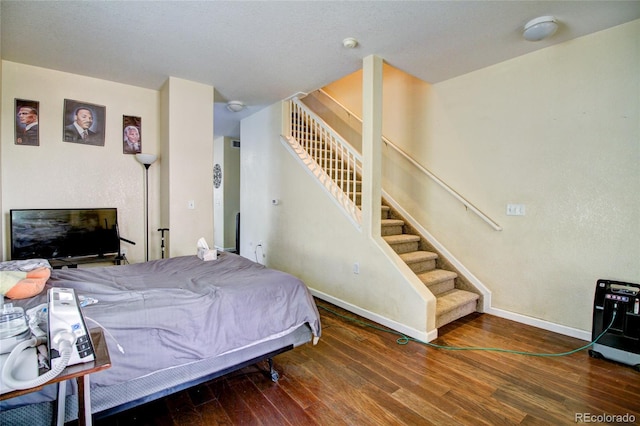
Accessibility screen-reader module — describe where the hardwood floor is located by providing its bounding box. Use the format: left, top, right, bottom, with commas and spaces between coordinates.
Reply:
94, 299, 640, 425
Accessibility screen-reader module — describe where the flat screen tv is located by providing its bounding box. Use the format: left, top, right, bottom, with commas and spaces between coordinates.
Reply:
10, 208, 119, 260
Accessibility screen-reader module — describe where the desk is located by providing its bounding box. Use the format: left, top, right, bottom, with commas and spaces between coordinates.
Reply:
0, 329, 111, 426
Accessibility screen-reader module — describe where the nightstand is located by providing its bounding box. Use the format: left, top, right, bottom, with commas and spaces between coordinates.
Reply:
0, 328, 111, 426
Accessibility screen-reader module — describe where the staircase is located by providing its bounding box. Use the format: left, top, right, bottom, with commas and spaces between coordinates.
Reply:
380, 204, 480, 328
340, 176, 480, 329
286, 101, 481, 329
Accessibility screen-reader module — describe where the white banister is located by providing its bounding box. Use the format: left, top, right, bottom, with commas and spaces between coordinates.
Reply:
284, 99, 363, 225
316, 89, 502, 231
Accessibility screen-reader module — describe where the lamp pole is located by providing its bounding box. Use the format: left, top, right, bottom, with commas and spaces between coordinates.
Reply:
143, 163, 151, 262
135, 153, 158, 262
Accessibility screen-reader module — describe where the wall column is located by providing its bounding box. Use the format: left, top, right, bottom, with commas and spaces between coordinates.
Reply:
160, 77, 214, 258
361, 55, 383, 240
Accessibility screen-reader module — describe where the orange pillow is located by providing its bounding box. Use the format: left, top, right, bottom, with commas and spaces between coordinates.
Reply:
5, 267, 50, 299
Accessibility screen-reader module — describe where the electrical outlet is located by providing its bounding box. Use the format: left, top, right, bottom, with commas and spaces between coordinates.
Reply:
121, 247, 128, 257
353, 262, 360, 274
506, 204, 526, 216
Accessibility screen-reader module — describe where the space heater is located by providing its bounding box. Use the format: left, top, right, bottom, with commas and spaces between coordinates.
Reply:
589, 279, 640, 371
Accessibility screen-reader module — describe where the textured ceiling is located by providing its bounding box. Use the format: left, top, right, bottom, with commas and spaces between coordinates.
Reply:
2, 1, 639, 138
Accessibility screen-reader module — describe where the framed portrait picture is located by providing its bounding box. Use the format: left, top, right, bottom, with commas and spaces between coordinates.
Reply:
15, 99, 40, 146
63, 99, 106, 146
123, 115, 142, 154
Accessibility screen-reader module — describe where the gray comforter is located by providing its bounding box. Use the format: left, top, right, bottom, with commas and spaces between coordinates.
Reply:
15, 253, 320, 388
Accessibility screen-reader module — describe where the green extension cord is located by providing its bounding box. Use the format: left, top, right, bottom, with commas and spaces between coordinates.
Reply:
318, 305, 616, 358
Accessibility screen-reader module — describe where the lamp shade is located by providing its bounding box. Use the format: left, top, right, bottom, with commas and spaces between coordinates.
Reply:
135, 153, 158, 165
523, 16, 558, 41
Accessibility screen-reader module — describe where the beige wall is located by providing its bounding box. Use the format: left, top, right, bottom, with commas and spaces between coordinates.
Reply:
0, 46, 3, 261
1, 61, 160, 263
241, 100, 434, 340
160, 77, 214, 257
324, 20, 640, 333
1, 62, 214, 262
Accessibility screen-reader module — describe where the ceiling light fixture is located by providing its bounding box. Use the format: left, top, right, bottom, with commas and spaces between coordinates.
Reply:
523, 16, 558, 41
226, 101, 246, 112
342, 37, 358, 49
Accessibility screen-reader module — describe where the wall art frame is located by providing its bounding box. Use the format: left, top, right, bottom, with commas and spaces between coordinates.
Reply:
123, 115, 142, 154
15, 99, 40, 146
63, 99, 106, 146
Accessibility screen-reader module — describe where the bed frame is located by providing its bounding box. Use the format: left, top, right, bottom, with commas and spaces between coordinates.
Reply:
1, 324, 312, 423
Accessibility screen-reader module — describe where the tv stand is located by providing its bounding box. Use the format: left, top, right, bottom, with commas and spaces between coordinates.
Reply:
50, 255, 121, 269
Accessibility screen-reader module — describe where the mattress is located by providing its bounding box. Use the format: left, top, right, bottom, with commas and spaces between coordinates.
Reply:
0, 253, 321, 421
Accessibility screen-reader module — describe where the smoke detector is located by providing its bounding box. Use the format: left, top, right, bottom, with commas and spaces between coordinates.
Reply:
523, 16, 558, 41
226, 101, 246, 112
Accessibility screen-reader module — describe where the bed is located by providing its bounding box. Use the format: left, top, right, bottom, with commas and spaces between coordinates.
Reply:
0, 252, 321, 423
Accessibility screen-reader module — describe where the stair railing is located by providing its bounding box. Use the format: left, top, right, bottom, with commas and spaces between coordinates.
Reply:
284, 97, 363, 225
316, 89, 502, 231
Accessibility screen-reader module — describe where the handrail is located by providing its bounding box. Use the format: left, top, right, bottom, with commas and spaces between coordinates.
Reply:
316, 89, 502, 231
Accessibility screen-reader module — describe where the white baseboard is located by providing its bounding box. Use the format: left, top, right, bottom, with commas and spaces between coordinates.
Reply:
486, 307, 591, 341
380, 192, 592, 342
311, 288, 591, 343
310, 288, 437, 343
215, 246, 237, 252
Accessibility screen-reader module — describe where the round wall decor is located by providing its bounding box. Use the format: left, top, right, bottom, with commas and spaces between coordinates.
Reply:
213, 164, 222, 189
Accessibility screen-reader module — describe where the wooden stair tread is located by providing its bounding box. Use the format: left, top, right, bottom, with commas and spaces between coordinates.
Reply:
436, 289, 480, 316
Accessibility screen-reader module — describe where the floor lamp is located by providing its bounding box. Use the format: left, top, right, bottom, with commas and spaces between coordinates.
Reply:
136, 153, 157, 262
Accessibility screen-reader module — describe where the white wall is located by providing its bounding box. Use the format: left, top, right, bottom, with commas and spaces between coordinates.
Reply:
324, 20, 640, 333
213, 136, 225, 249
213, 136, 240, 251
1, 61, 160, 263
240, 102, 434, 340
223, 137, 240, 250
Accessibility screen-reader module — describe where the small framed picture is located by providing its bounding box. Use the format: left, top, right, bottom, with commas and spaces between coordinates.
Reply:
63, 99, 106, 146
15, 99, 40, 146
123, 115, 142, 154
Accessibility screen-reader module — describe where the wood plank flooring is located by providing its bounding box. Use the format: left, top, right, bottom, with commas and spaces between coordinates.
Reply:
92, 299, 640, 425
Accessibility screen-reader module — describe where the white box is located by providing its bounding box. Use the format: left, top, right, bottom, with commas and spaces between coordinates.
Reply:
197, 248, 217, 261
